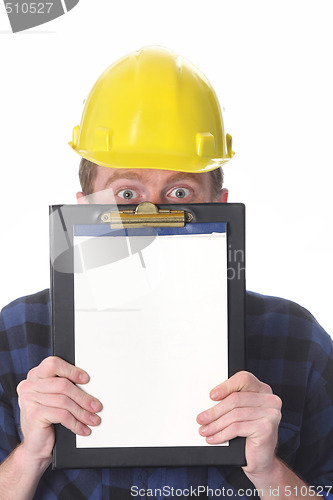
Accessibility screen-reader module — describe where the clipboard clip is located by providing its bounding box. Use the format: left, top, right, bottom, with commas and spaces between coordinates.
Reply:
101, 202, 193, 228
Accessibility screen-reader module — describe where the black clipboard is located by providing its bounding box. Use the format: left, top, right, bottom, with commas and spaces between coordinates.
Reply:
50, 202, 246, 469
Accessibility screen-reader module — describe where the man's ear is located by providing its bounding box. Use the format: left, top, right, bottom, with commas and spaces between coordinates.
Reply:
76, 192, 88, 204
216, 188, 228, 203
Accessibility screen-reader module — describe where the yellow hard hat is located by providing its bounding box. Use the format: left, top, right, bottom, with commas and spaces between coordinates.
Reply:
70, 46, 234, 173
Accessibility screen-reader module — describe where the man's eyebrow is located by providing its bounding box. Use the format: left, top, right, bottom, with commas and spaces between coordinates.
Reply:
102, 170, 203, 189
164, 172, 202, 186
102, 170, 142, 189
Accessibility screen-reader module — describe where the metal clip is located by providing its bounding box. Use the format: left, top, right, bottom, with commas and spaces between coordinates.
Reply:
101, 202, 193, 228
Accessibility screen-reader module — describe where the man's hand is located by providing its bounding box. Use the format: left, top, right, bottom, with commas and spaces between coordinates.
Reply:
16, 356, 102, 466
196, 371, 282, 477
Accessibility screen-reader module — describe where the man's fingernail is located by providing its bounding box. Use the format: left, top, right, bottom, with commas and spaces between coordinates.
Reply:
89, 414, 101, 425
91, 400, 101, 412
210, 390, 219, 399
207, 436, 214, 443
79, 372, 89, 383
196, 412, 205, 423
200, 426, 209, 435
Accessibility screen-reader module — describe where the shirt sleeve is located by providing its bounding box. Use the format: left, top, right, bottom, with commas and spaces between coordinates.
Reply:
0, 381, 21, 463
321, 492, 333, 499
294, 329, 333, 487
0, 310, 22, 463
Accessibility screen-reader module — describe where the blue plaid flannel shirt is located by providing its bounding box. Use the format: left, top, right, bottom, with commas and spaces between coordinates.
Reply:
0, 290, 333, 500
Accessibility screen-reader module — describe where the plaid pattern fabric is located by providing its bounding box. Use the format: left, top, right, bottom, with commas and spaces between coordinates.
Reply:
0, 290, 333, 500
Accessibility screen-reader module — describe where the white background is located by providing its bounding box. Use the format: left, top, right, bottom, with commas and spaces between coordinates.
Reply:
0, 0, 332, 335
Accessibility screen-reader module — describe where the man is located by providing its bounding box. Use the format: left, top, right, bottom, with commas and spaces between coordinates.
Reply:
0, 47, 332, 499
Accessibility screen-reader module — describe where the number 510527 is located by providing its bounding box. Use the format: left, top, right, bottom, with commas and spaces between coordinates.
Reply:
5, 3, 53, 14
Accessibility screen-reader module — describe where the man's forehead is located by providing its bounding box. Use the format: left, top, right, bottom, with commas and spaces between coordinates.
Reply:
98, 167, 206, 187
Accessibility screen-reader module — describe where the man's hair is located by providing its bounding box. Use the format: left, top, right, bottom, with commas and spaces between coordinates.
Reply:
79, 158, 224, 198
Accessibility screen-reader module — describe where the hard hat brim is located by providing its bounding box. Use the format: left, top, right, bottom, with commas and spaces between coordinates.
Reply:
71, 145, 231, 173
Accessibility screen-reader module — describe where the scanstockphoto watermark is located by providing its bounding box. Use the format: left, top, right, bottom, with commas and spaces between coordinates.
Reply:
131, 485, 333, 498
227, 245, 245, 281
3, 0, 80, 33
130, 485, 263, 497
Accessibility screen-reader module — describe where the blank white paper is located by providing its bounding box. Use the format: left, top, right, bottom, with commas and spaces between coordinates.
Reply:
74, 232, 228, 448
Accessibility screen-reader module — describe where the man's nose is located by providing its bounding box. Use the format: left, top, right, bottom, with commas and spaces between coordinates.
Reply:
144, 192, 164, 205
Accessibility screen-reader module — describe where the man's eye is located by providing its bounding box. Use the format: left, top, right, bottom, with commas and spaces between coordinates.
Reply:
117, 189, 138, 200
169, 188, 191, 199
